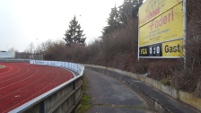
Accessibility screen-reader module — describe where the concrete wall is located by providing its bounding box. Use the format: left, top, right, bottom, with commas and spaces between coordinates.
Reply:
85, 64, 201, 112
8, 60, 85, 113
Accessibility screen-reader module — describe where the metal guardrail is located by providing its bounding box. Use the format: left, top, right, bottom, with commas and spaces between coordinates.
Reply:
6, 60, 85, 113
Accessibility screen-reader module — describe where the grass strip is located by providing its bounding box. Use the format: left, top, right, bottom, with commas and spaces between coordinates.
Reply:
0, 65, 5, 68
76, 77, 91, 113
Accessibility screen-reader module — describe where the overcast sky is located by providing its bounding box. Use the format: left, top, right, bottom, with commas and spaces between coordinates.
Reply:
0, 0, 124, 52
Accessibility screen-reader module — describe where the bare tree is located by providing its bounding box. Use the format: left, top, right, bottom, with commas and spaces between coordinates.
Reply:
25, 42, 35, 54
35, 40, 53, 54
8, 47, 18, 52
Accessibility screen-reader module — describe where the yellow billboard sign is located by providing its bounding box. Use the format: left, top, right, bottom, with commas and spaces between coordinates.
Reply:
139, 3, 183, 47
162, 39, 183, 57
139, 0, 183, 26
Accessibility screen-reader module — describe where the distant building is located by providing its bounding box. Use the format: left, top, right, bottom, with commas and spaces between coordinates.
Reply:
0, 51, 44, 60
15, 52, 44, 60
0, 51, 15, 59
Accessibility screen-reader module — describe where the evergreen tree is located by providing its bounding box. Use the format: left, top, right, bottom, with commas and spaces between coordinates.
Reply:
102, 6, 121, 37
107, 6, 121, 30
102, 0, 143, 37
64, 16, 86, 45
119, 0, 143, 25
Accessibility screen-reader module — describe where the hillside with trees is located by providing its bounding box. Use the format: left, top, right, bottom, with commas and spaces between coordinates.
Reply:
36, 0, 201, 97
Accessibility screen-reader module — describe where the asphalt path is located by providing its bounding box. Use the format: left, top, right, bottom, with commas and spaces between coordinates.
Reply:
85, 69, 152, 113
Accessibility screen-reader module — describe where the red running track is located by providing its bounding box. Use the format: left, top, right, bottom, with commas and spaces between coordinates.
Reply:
0, 62, 74, 113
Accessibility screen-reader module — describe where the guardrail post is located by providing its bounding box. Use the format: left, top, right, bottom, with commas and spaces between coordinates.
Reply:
40, 101, 45, 113
73, 81, 76, 105
72, 81, 76, 113
73, 81, 76, 90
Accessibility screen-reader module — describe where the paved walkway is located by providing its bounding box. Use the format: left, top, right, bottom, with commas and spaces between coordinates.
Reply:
85, 69, 152, 113
85, 67, 200, 113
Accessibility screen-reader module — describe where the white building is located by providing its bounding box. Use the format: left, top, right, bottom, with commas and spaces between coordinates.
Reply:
0, 51, 15, 59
